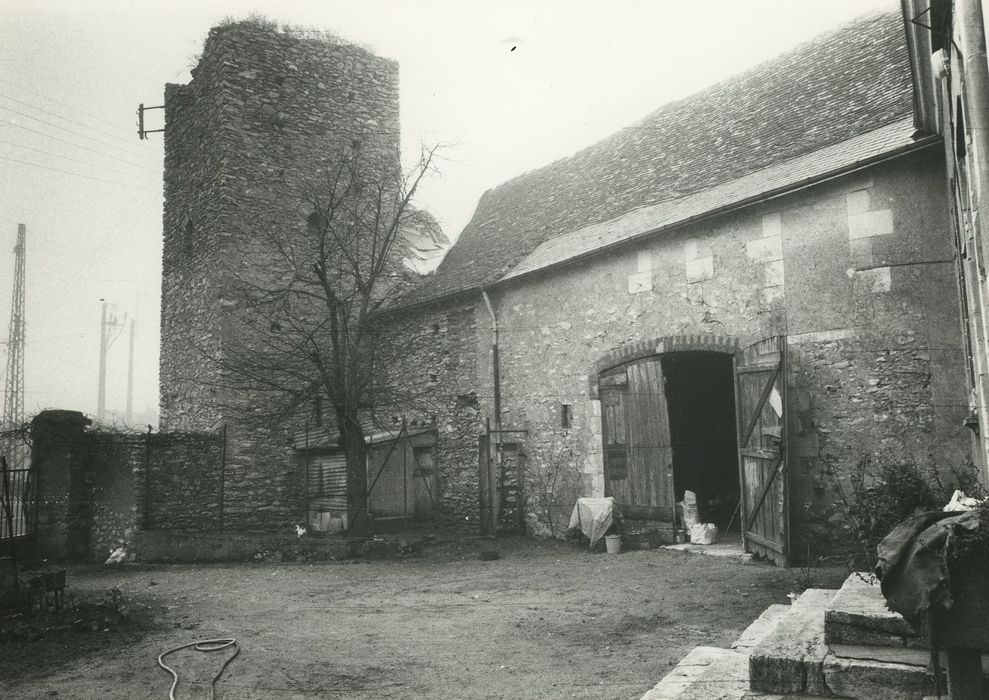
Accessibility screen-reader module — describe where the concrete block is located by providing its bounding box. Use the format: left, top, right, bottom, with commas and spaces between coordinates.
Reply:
749, 588, 836, 696
848, 209, 894, 240
824, 573, 922, 648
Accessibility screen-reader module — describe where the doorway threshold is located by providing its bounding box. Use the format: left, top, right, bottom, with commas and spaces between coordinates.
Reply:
661, 534, 752, 561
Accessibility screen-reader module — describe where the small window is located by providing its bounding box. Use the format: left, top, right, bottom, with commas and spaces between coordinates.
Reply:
560, 403, 572, 429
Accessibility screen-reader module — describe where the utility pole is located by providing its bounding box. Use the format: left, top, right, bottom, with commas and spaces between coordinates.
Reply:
1, 225, 26, 468
97, 300, 124, 422
126, 318, 135, 424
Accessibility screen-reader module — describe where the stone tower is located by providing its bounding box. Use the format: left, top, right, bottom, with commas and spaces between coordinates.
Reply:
160, 20, 400, 530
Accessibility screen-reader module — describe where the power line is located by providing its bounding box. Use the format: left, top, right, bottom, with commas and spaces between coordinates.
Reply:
0, 91, 142, 148
0, 117, 159, 173
0, 76, 152, 137
0, 154, 157, 190
0, 137, 158, 181
0, 103, 155, 161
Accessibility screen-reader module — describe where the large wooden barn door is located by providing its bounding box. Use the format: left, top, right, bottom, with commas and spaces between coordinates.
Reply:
600, 359, 674, 521
734, 336, 789, 566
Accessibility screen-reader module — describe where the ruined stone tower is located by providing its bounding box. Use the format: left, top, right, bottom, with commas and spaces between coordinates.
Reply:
160, 20, 400, 530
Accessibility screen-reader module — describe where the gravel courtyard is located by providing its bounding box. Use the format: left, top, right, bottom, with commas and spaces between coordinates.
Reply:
2, 538, 847, 699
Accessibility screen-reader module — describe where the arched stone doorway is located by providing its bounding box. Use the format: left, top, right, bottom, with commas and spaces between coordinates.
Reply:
591, 335, 741, 535
590, 334, 790, 565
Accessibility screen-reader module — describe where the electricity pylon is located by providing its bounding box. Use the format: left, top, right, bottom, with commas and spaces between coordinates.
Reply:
1, 224, 26, 468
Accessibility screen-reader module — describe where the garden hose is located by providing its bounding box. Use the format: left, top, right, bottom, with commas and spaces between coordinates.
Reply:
157, 638, 240, 700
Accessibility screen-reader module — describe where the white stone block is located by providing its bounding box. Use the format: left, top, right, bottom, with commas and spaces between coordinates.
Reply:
762, 212, 782, 238
855, 266, 892, 292
763, 259, 785, 287
745, 236, 783, 262
846, 189, 870, 215
686, 256, 714, 283
848, 209, 893, 240
637, 248, 653, 272
628, 270, 652, 293
761, 286, 784, 304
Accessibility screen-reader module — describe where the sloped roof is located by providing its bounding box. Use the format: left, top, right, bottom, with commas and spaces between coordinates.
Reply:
504, 117, 932, 280
403, 10, 914, 306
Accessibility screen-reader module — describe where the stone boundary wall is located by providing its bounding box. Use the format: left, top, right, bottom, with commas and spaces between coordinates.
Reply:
31, 410, 227, 561
137, 431, 225, 532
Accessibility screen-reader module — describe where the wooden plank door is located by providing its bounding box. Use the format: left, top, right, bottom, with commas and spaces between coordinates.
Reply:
734, 336, 789, 566
600, 359, 675, 521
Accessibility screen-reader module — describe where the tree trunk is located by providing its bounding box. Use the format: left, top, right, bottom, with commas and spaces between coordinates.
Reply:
340, 415, 369, 535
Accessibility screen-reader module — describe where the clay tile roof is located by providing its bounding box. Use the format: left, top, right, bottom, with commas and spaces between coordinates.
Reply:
402, 10, 914, 307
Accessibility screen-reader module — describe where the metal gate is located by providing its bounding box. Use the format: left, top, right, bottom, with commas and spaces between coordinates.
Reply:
1, 455, 35, 541
734, 336, 789, 566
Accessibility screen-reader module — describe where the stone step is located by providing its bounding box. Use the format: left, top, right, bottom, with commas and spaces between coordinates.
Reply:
748, 588, 837, 696
824, 573, 924, 649
642, 601, 825, 699
732, 604, 791, 654
823, 644, 989, 700
641, 646, 749, 699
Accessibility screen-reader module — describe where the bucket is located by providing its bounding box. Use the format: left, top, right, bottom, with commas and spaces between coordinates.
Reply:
605, 534, 622, 554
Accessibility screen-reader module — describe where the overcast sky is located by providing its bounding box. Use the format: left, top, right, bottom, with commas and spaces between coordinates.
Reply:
0, 0, 898, 425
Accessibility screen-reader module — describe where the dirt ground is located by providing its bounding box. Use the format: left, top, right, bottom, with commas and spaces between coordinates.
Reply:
1, 537, 848, 699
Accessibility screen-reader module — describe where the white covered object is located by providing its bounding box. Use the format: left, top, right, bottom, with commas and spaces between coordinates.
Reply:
689, 523, 720, 545
680, 490, 700, 528
944, 489, 983, 512
568, 497, 616, 546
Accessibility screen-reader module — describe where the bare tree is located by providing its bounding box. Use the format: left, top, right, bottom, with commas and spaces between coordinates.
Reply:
215, 140, 443, 534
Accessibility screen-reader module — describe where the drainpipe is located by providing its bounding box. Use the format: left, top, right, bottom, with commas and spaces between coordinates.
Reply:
958, 0, 989, 472
481, 289, 501, 433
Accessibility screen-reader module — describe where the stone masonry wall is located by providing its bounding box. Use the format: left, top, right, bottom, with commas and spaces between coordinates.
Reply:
161, 21, 400, 532
31, 410, 228, 560
378, 302, 482, 526
389, 148, 972, 556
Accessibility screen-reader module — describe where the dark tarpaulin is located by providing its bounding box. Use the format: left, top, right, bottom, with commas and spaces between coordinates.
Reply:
875, 509, 983, 626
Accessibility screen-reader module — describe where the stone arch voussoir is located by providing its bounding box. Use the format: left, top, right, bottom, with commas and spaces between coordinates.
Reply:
587, 334, 739, 398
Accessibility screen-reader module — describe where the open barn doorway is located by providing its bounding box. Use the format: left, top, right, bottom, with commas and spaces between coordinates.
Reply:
660, 352, 740, 534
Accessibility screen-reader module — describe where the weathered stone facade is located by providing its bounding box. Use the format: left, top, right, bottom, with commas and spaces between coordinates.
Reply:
378, 303, 483, 526
387, 147, 973, 557
160, 21, 400, 531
